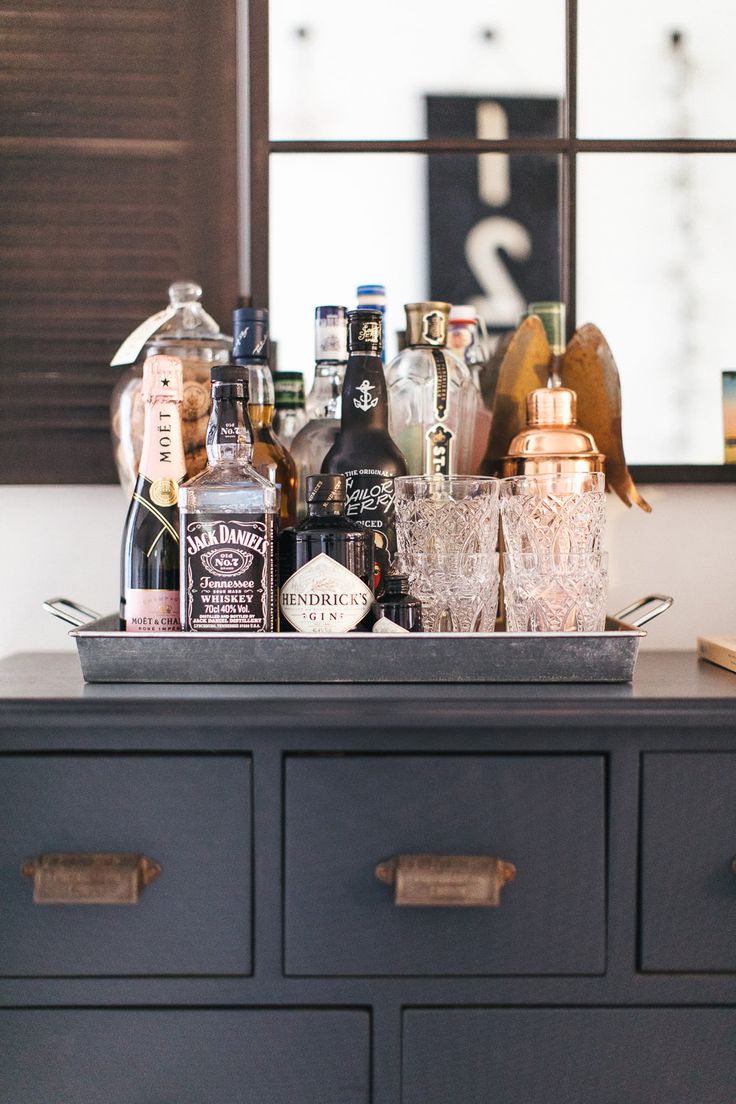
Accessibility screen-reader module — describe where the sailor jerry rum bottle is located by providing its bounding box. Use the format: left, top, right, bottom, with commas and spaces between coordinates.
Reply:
386, 302, 478, 476
120, 355, 187, 631
179, 380, 278, 632
322, 309, 407, 571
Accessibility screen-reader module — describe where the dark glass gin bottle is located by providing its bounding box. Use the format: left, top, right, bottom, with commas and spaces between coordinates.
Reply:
120, 354, 186, 632
279, 474, 375, 633
179, 380, 278, 632
321, 309, 407, 571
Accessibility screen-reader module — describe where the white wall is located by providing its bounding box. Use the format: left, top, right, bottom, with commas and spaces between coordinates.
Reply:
2, 482, 733, 659
3, 1, 734, 663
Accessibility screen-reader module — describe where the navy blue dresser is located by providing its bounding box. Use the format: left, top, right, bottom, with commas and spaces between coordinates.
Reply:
1, 651, 735, 1103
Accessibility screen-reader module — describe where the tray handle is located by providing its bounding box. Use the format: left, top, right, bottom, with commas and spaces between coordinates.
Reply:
613, 594, 673, 629
43, 597, 101, 629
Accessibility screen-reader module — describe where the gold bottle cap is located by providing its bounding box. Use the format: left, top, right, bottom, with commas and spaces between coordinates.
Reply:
141, 355, 184, 402
528, 301, 566, 355
404, 302, 452, 347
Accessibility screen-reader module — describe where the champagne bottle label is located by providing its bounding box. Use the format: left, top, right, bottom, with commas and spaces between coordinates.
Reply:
343, 470, 397, 558
183, 513, 274, 631
280, 553, 374, 633
125, 590, 180, 632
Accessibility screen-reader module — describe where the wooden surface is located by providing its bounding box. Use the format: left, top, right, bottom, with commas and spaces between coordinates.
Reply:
0, 1, 238, 484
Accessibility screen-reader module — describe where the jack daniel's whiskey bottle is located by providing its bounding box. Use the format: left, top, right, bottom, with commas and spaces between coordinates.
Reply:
179, 379, 278, 631
120, 355, 186, 632
322, 309, 407, 569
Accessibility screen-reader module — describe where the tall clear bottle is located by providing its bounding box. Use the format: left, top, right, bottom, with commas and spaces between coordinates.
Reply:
321, 308, 407, 576
120, 355, 187, 631
179, 379, 279, 632
447, 304, 492, 474
216, 307, 297, 528
386, 301, 478, 476
290, 305, 348, 519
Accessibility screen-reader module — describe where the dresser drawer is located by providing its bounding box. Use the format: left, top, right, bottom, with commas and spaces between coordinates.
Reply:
285, 754, 605, 975
0, 755, 251, 976
402, 1008, 736, 1104
641, 752, 736, 972
0, 1009, 369, 1104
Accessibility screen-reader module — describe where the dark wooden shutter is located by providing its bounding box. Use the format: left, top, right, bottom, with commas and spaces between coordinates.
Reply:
0, 0, 238, 483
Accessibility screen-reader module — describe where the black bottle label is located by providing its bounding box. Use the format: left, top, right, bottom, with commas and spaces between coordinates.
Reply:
343, 470, 397, 558
183, 513, 274, 631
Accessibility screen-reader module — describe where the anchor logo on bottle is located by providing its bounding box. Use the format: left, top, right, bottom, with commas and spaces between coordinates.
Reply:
353, 379, 379, 413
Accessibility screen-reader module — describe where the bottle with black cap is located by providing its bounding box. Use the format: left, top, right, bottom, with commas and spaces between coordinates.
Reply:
214, 307, 297, 528
179, 378, 278, 632
278, 473, 375, 633
376, 574, 423, 632
321, 308, 407, 584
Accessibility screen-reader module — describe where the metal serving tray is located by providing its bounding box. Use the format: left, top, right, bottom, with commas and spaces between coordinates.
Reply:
45, 596, 672, 684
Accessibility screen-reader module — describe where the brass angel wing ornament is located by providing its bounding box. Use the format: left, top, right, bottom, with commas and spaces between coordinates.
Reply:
562, 324, 651, 512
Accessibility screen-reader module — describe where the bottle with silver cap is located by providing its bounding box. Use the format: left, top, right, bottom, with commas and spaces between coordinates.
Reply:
290, 306, 349, 519
386, 301, 478, 476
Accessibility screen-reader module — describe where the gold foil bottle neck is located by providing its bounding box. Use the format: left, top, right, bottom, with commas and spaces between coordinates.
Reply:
404, 302, 452, 347
526, 387, 576, 427
528, 300, 566, 355
141, 354, 184, 402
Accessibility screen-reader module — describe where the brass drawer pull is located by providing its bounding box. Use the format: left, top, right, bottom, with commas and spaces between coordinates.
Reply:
21, 852, 162, 905
375, 853, 516, 907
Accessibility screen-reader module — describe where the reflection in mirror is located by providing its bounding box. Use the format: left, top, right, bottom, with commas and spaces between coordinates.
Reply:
270, 151, 560, 381
269, 0, 565, 140
579, 0, 736, 139
577, 154, 735, 464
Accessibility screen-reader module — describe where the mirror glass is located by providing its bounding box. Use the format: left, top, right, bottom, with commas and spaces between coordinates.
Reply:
270, 150, 560, 376
577, 153, 735, 465
578, 0, 736, 139
269, 0, 565, 140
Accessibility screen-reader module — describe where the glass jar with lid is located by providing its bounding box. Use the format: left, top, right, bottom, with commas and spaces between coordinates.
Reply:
110, 280, 231, 497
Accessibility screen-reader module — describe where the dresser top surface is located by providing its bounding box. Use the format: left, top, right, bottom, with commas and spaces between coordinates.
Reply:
1, 650, 734, 708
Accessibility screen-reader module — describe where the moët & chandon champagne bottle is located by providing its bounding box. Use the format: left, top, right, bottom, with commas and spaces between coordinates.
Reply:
120, 354, 186, 631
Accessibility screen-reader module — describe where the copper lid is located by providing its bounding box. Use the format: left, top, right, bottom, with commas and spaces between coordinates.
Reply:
404, 302, 451, 347
527, 387, 575, 427
504, 386, 604, 475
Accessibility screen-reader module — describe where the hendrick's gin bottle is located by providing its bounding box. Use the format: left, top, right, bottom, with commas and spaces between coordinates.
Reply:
321, 309, 407, 574
279, 473, 375, 633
